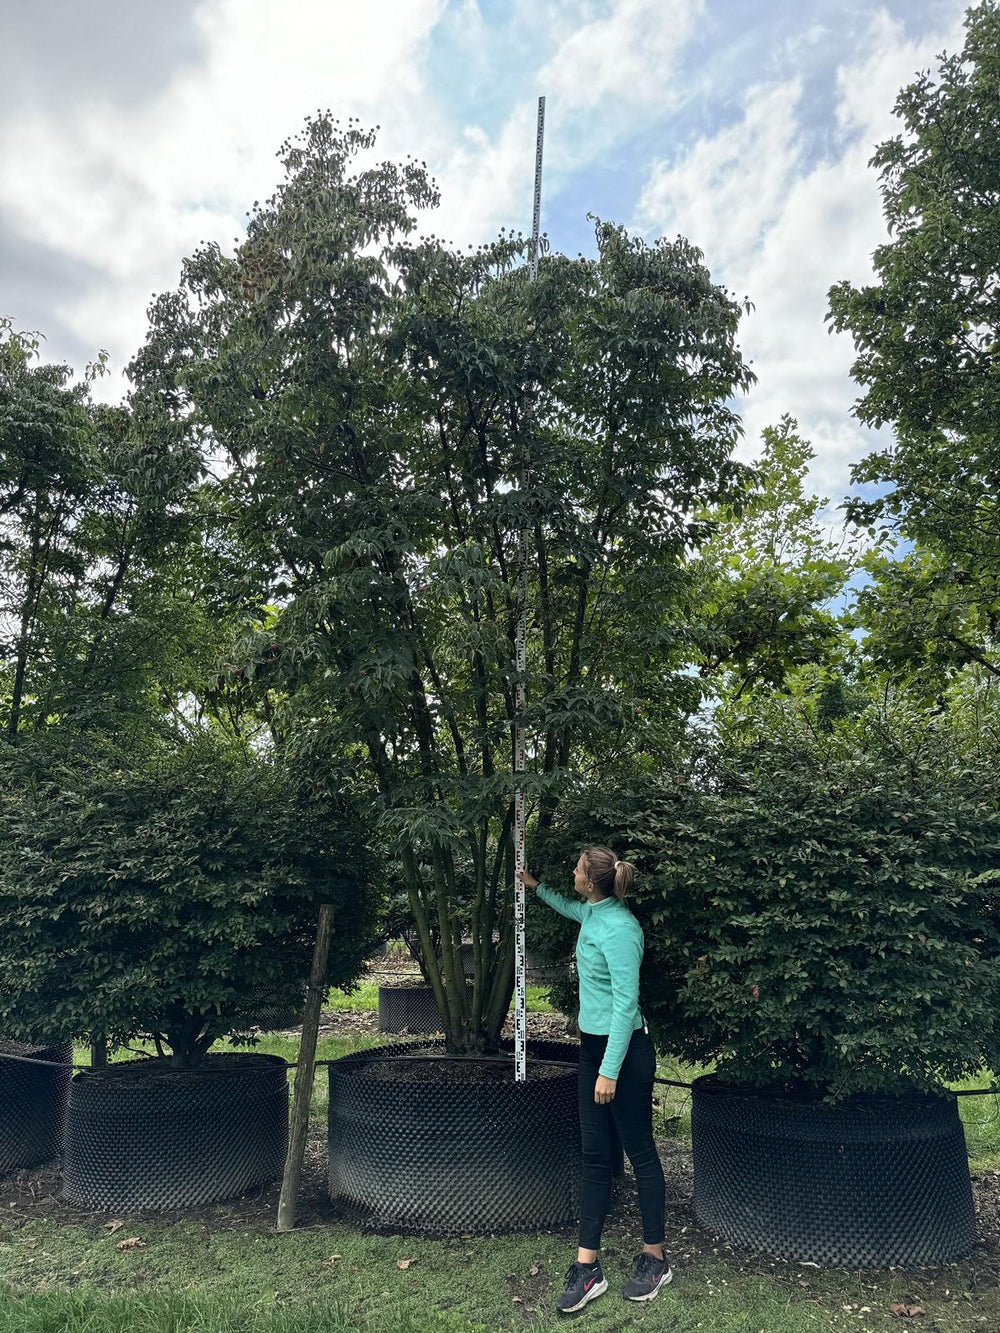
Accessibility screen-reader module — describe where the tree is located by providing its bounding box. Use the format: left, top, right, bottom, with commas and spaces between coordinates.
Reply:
0, 318, 206, 749
827, 1, 1000, 691
133, 115, 758, 1054
0, 730, 379, 1067
535, 705, 1000, 1098
689, 414, 859, 721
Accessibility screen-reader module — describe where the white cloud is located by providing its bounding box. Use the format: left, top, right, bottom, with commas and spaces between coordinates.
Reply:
2, 0, 708, 400
637, 78, 804, 277
1, 0, 447, 395
429, 0, 707, 245
539, 0, 704, 114
4, 0, 969, 480
635, 6, 968, 532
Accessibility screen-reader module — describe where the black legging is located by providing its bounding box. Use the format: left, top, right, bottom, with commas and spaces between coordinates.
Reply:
577, 1027, 665, 1251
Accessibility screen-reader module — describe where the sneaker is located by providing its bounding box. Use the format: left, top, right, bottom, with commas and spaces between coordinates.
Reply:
555, 1260, 608, 1314
622, 1251, 673, 1302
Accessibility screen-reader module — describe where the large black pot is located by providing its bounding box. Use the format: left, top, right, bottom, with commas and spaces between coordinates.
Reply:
328, 1037, 581, 1235
691, 1074, 977, 1266
377, 982, 474, 1035
235, 984, 306, 1032
63, 1054, 288, 1211
0, 1041, 72, 1173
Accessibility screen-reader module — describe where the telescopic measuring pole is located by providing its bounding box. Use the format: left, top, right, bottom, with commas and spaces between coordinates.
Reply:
513, 95, 545, 1084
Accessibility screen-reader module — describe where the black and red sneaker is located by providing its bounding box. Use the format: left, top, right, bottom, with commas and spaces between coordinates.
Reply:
622, 1251, 673, 1302
555, 1259, 608, 1314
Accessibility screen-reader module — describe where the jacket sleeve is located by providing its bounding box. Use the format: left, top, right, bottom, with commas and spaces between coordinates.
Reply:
598, 920, 644, 1080
536, 883, 587, 923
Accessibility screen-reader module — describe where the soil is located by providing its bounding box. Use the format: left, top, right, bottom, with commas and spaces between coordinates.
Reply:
0, 1039, 68, 1059
374, 978, 473, 992
347, 1056, 572, 1085
365, 952, 558, 986
363, 953, 425, 981
71, 1053, 285, 1087
310, 1003, 577, 1045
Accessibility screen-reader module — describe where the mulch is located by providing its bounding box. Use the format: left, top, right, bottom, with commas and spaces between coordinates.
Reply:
311, 1005, 575, 1045
349, 1056, 572, 1085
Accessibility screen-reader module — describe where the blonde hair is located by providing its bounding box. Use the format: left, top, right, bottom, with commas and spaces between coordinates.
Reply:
582, 845, 636, 901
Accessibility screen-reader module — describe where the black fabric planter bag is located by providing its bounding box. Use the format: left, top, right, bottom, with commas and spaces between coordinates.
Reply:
377, 983, 474, 1035
63, 1054, 288, 1211
691, 1074, 977, 1266
328, 1037, 581, 1236
0, 1041, 71, 1173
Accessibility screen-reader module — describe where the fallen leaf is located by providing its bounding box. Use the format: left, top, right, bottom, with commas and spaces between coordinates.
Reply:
889, 1303, 925, 1317
103, 1220, 124, 1235
529, 1264, 539, 1276
512, 1296, 523, 1304
116, 1237, 145, 1253
396, 1257, 416, 1270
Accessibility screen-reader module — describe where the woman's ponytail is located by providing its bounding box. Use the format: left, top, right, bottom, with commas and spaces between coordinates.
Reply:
613, 857, 636, 900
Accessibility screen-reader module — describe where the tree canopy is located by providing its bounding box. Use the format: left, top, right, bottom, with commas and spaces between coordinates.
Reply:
131, 114, 765, 1051
827, 1, 1000, 695
0, 731, 379, 1066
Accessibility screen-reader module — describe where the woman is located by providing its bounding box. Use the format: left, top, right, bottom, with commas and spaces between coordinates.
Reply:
520, 846, 671, 1315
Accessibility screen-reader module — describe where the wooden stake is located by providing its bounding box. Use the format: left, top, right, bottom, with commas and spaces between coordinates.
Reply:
276, 902, 333, 1232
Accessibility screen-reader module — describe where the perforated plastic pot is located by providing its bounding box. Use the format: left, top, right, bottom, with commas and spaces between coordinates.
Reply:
328, 1037, 581, 1236
237, 984, 305, 1032
691, 1074, 976, 1266
0, 1040, 71, 1173
377, 983, 474, 1035
63, 1054, 288, 1212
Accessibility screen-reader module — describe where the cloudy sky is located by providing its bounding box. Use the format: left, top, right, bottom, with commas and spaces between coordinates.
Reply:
0, 0, 970, 531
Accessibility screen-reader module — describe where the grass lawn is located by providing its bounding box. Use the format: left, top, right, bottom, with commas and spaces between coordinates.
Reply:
7, 1032, 998, 1331
0, 1222, 969, 1333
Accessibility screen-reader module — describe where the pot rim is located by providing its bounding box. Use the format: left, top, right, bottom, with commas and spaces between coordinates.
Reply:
330, 1036, 579, 1075
70, 1051, 288, 1084
691, 1071, 955, 1107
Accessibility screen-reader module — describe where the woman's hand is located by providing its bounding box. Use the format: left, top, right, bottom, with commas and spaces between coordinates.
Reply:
518, 869, 539, 890
594, 1075, 617, 1105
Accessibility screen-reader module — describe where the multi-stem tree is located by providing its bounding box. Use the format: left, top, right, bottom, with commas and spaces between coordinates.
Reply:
134, 115, 756, 1053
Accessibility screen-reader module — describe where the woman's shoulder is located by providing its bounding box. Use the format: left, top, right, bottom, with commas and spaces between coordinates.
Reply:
602, 902, 644, 937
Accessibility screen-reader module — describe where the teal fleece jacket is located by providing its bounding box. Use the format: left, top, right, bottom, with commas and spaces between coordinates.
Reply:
536, 884, 644, 1080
